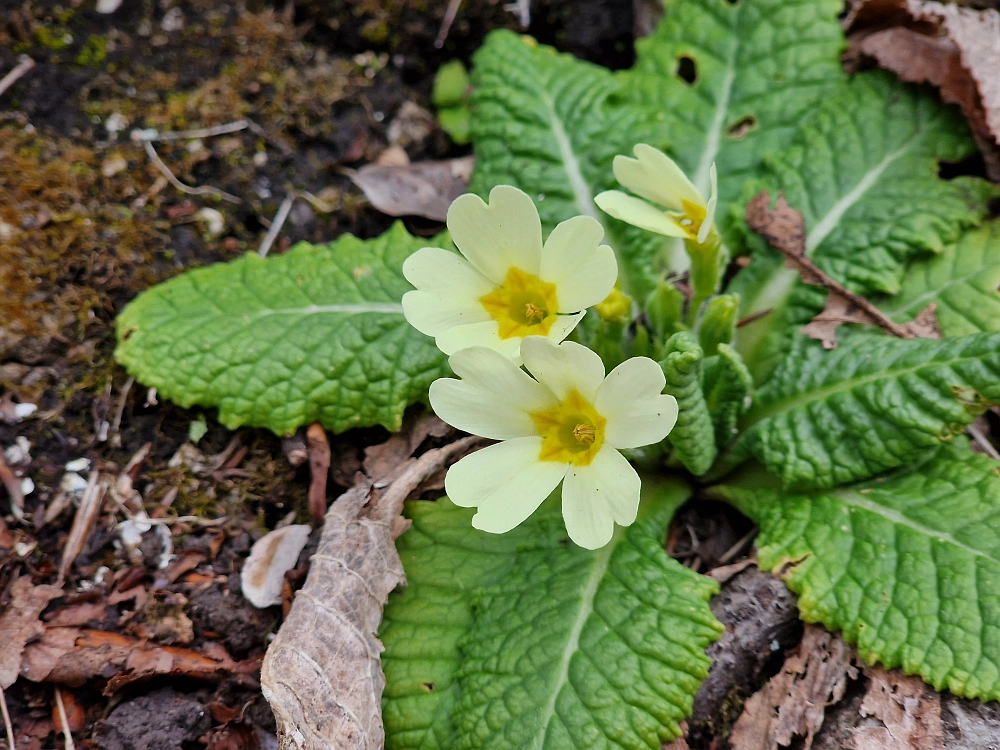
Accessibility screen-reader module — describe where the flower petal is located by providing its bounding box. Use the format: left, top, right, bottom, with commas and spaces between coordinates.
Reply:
697, 163, 719, 245
595, 191, 690, 238
445, 438, 567, 534
446, 346, 557, 413
544, 312, 586, 346
402, 246, 496, 297
595, 356, 678, 449
429, 379, 536, 439
434, 320, 516, 359
613, 144, 702, 212
447, 186, 543, 284
402, 290, 491, 336
562, 447, 641, 549
538, 215, 618, 313
521, 337, 605, 401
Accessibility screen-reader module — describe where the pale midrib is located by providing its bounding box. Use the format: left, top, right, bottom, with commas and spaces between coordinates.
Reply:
882, 260, 1000, 317
694, 60, 736, 196
532, 531, 619, 750
540, 90, 600, 223
742, 136, 921, 320
835, 489, 1000, 566
242, 303, 404, 318
744, 354, 957, 426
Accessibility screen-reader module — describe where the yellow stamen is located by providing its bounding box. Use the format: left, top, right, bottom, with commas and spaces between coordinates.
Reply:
480, 267, 559, 340
679, 198, 708, 240
531, 390, 606, 466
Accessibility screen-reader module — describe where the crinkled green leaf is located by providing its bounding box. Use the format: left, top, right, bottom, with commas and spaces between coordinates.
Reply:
697, 294, 738, 356
716, 440, 1000, 701
729, 72, 985, 377
381, 480, 723, 750
884, 221, 1000, 337
624, 0, 846, 216
734, 332, 1000, 489
114, 222, 448, 435
660, 332, 716, 475
469, 31, 669, 299
704, 343, 752, 451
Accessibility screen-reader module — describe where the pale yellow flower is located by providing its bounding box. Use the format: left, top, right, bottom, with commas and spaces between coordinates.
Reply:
595, 144, 718, 245
429, 337, 678, 549
402, 186, 617, 361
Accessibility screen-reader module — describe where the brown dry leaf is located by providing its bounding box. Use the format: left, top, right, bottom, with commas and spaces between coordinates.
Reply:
845, 0, 1000, 179
20, 626, 254, 694
306, 422, 330, 525
260, 436, 479, 750
240, 525, 312, 609
44, 600, 108, 628
363, 411, 452, 484
745, 191, 939, 348
348, 155, 475, 222
729, 625, 858, 750
848, 665, 944, 749
0, 577, 63, 688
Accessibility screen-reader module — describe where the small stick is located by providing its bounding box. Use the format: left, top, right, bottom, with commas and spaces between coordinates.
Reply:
0, 684, 15, 750
0, 55, 35, 98
134, 119, 249, 142
143, 140, 240, 204
53, 687, 76, 750
717, 526, 758, 565
257, 192, 296, 257
109, 376, 135, 438
435, 0, 464, 47
58, 472, 107, 584
306, 423, 331, 526
0, 453, 24, 523
968, 423, 1000, 461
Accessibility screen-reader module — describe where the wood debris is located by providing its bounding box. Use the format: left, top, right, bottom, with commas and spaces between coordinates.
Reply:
745, 191, 941, 348
729, 625, 857, 750
848, 665, 944, 750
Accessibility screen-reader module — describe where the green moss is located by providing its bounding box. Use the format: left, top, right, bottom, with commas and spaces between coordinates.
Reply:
35, 25, 73, 50
76, 35, 107, 66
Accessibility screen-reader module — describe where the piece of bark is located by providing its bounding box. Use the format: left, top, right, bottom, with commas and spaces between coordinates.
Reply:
260, 436, 478, 750
306, 423, 330, 526
848, 665, 944, 749
729, 625, 858, 750
845, 0, 1000, 180
0, 577, 63, 688
746, 191, 940, 348
689, 567, 802, 733
347, 156, 474, 222
941, 694, 1000, 748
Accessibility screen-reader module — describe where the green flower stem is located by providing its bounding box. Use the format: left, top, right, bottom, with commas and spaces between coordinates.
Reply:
684, 233, 725, 327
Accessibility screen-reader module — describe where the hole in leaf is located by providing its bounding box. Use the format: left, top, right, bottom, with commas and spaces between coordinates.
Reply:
421, 682, 435, 692
675, 55, 697, 85
938, 152, 986, 180
726, 115, 757, 140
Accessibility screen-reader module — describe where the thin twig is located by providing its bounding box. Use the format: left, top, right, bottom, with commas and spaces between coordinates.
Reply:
504, 0, 531, 28
142, 140, 240, 204
54, 687, 76, 750
0, 55, 35, 98
717, 526, 758, 565
257, 192, 296, 257
0, 684, 15, 750
435, 0, 464, 47
968, 423, 1000, 461
58, 471, 107, 584
133, 119, 249, 142
109, 376, 134, 437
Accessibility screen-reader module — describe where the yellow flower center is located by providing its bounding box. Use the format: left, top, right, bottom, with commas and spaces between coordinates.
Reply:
479, 267, 559, 340
530, 389, 606, 466
678, 199, 707, 240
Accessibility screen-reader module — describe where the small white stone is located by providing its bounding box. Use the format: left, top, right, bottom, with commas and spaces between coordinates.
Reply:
96, 0, 123, 13
20, 477, 34, 495
13, 403, 37, 419
61, 472, 89, 497
105, 113, 129, 134
194, 207, 225, 238
65, 458, 90, 472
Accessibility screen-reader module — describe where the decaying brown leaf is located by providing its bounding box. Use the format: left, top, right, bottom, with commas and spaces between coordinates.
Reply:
745, 191, 941, 348
306, 423, 330, 525
240, 524, 312, 609
362, 411, 452, 484
347, 155, 474, 222
20, 626, 256, 694
845, 0, 1000, 180
0, 577, 63, 689
729, 625, 857, 750
848, 665, 944, 749
260, 436, 479, 750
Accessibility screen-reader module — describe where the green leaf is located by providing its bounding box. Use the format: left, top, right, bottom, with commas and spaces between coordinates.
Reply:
735, 332, 1000, 489
114, 222, 449, 435
660, 332, 716, 475
469, 30, 670, 299
697, 294, 738, 356
716, 441, 1000, 701
704, 343, 752, 450
381, 480, 723, 750
729, 72, 985, 377
884, 221, 1000, 337
433, 60, 470, 108
624, 0, 846, 217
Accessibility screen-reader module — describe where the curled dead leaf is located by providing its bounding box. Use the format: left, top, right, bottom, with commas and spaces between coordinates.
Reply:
240, 525, 312, 609
0, 577, 63, 688
348, 155, 474, 222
